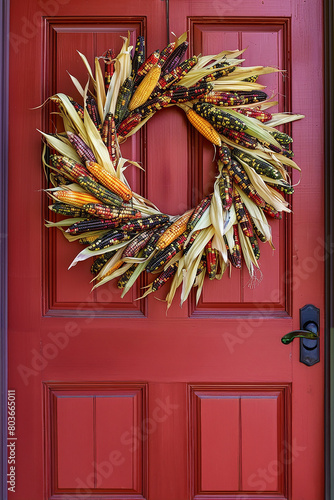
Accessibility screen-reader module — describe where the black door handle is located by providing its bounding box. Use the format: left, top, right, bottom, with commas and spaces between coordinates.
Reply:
281, 304, 320, 366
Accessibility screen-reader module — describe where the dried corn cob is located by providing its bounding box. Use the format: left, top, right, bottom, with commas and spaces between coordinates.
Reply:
243, 75, 259, 83
119, 214, 169, 232
270, 130, 293, 146
232, 150, 282, 179
233, 188, 254, 237
226, 160, 265, 207
186, 108, 221, 146
187, 195, 212, 231
252, 220, 267, 243
220, 127, 258, 149
248, 234, 260, 260
156, 210, 194, 250
203, 91, 245, 107
114, 76, 134, 125
49, 202, 87, 217
282, 148, 294, 159
224, 226, 242, 268
161, 41, 188, 74
158, 42, 176, 67
66, 131, 97, 163
53, 190, 101, 208
68, 96, 84, 119
86, 96, 102, 131
262, 202, 282, 219
135, 95, 171, 118
50, 155, 91, 181
147, 233, 188, 272
150, 263, 178, 292
88, 231, 133, 251
131, 36, 145, 78
101, 113, 117, 166
122, 229, 155, 258
269, 183, 294, 195
50, 172, 72, 186
117, 112, 142, 138
193, 102, 247, 132
85, 161, 132, 201
117, 263, 139, 289
218, 144, 231, 165
104, 49, 114, 91
155, 56, 198, 91
235, 107, 272, 123
135, 50, 160, 84
183, 230, 201, 256
128, 65, 161, 111
97, 260, 124, 282
163, 82, 213, 104
91, 251, 115, 274
142, 224, 171, 259
79, 234, 102, 245
234, 90, 268, 104
205, 239, 217, 279
218, 171, 233, 210
76, 175, 123, 206
198, 63, 236, 83
83, 203, 141, 220
66, 218, 122, 235
196, 254, 207, 276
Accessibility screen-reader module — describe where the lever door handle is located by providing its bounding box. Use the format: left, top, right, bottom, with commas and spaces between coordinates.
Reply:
281, 304, 320, 366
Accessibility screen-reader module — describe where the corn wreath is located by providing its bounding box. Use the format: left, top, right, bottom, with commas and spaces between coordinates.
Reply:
42, 32, 304, 308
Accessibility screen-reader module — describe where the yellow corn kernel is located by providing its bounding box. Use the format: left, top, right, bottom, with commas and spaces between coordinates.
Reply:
53, 190, 100, 207
128, 64, 161, 111
186, 109, 221, 146
156, 209, 194, 250
86, 162, 132, 201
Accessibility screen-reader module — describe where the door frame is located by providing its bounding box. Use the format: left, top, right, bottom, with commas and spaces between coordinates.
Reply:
0, 1, 333, 499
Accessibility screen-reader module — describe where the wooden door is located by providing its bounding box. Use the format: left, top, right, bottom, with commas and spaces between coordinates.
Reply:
8, 0, 324, 499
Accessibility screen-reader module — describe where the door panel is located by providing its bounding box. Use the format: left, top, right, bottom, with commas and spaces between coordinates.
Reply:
8, 0, 324, 499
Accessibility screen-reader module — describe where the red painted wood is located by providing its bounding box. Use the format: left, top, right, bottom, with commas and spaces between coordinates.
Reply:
95, 393, 141, 491
7, 0, 324, 499
200, 395, 239, 492
56, 396, 94, 489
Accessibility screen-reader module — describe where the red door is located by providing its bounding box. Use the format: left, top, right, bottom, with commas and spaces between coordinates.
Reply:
8, 1, 324, 499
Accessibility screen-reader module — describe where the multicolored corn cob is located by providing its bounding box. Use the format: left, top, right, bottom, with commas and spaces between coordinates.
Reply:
147, 233, 188, 272
88, 231, 133, 251
248, 234, 260, 260
234, 90, 268, 104
193, 102, 247, 132
52, 190, 101, 208
187, 196, 212, 231
66, 218, 122, 235
233, 189, 254, 237
270, 130, 293, 146
135, 50, 160, 84
117, 263, 139, 288
218, 144, 232, 165
163, 82, 213, 104
86, 95, 102, 131
131, 36, 145, 78
198, 63, 236, 83
218, 170, 233, 210
134, 95, 171, 118
83, 203, 141, 220
85, 162, 132, 201
154, 56, 198, 91
150, 263, 178, 292
49, 202, 87, 217
262, 202, 282, 219
119, 214, 170, 233
235, 106, 272, 123
158, 42, 176, 67
233, 150, 282, 180
122, 229, 155, 258
76, 175, 123, 206
68, 96, 84, 119
226, 160, 265, 207
104, 49, 114, 91
50, 155, 91, 181
114, 76, 134, 125
205, 239, 217, 279
117, 112, 142, 138
220, 127, 258, 149
142, 224, 171, 259
101, 113, 117, 166
91, 251, 115, 274
203, 91, 245, 107
161, 41, 188, 74
224, 226, 242, 268
66, 131, 97, 163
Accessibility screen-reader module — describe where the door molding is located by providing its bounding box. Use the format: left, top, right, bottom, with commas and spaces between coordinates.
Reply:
0, 2, 332, 499
324, 1, 334, 498
0, 0, 9, 498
